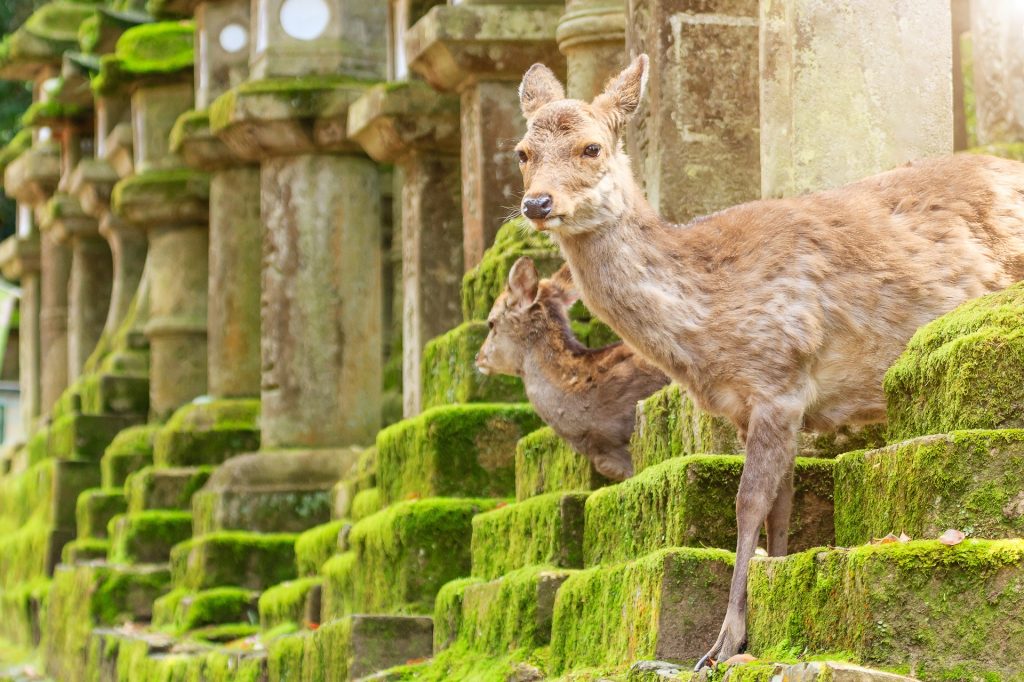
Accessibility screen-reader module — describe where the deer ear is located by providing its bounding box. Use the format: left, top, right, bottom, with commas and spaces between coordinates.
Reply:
508, 257, 540, 307
593, 54, 649, 128
519, 64, 565, 119
548, 264, 580, 307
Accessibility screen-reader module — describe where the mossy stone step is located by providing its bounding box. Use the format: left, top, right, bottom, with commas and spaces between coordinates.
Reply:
835, 429, 1024, 546
0, 577, 48, 650
79, 372, 150, 417
321, 498, 500, 618
0, 522, 73, 588
550, 547, 733, 673
747, 539, 1024, 679
266, 615, 433, 682
585, 455, 835, 566
434, 566, 573, 657
152, 586, 258, 634
44, 561, 171, 681
634, 660, 916, 682
100, 424, 159, 488
295, 519, 349, 578
76, 488, 127, 539
471, 492, 587, 580
108, 510, 193, 563
332, 447, 376, 520
258, 577, 321, 631
351, 487, 383, 521
421, 322, 527, 410
124, 465, 213, 512
46, 412, 143, 462
170, 531, 298, 591
0, 458, 100, 531
152, 399, 261, 467
884, 282, 1024, 442
61, 538, 109, 564
376, 403, 542, 504
88, 628, 266, 682
515, 426, 612, 501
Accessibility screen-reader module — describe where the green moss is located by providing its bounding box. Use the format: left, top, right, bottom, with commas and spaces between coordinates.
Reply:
107, 509, 193, 563
169, 108, 210, 152
884, 282, 1024, 441
78, 12, 99, 53
351, 487, 382, 521
295, 519, 348, 577
550, 547, 734, 673
320, 551, 356, 625
92, 21, 194, 94
334, 498, 501, 617
152, 398, 261, 467
375, 403, 541, 504
471, 492, 587, 580
747, 539, 1024, 679
0, 577, 50, 649
420, 322, 527, 410
45, 412, 141, 462
21, 99, 86, 126
76, 487, 127, 539
584, 455, 835, 566
61, 537, 109, 563
258, 577, 320, 631
0, 2, 96, 74
170, 587, 257, 634
515, 426, 611, 501
100, 424, 159, 488
124, 465, 214, 512
112, 168, 210, 215
464, 566, 573, 653
433, 576, 482, 652
170, 531, 298, 591
0, 129, 32, 178
461, 218, 561, 322
834, 429, 1024, 546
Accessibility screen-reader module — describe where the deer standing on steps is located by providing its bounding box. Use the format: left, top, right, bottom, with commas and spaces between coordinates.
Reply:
514, 54, 1024, 667
475, 257, 670, 481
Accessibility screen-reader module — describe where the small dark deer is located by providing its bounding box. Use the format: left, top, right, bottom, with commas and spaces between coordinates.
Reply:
476, 257, 670, 480
515, 55, 1024, 666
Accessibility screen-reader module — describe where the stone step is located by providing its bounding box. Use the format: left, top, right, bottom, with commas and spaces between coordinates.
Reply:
515, 426, 612, 501
549, 547, 733, 674
100, 424, 159, 488
747, 539, 1024, 678
631, 660, 917, 682
152, 399, 261, 467
376, 403, 542, 504
108, 510, 193, 563
152, 586, 258, 634
0, 523, 73, 588
351, 488, 383, 521
834, 429, 1024, 546
584, 455, 835, 566
76, 488, 127, 539
320, 498, 500, 619
1, 458, 98, 531
44, 561, 171, 681
266, 615, 433, 682
169, 531, 298, 591
44, 412, 143, 462
421, 322, 527, 410
0, 577, 47, 650
79, 372, 149, 418
295, 519, 349, 577
332, 447, 376, 520
87, 628, 265, 682
258, 577, 321, 631
884, 282, 1024, 442
61, 538, 109, 564
124, 465, 213, 512
470, 492, 587, 580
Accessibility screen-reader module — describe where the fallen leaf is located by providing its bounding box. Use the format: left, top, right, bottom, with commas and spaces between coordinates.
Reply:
723, 654, 757, 666
754, 547, 768, 556
495, 501, 509, 509
899, 532, 911, 543
938, 529, 965, 546
876, 533, 899, 545
406, 657, 428, 665
306, 621, 320, 631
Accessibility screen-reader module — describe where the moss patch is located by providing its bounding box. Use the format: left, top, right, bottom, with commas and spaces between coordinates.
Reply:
471, 492, 587, 580
100, 424, 159, 488
108, 509, 193, 563
124, 465, 214, 512
884, 282, 1024, 441
76, 487, 127, 539
420, 322, 526, 409
170, 587, 257, 634
170, 531, 298, 591
515, 426, 612, 501
259, 577, 320, 631
152, 398, 261, 467
747, 539, 1024, 679
61, 537, 110, 563
351, 487, 382, 521
376, 403, 541, 504
295, 520, 348, 577
92, 20, 194, 94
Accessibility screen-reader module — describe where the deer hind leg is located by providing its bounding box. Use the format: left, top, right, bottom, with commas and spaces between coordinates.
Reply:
765, 467, 795, 557
696, 399, 801, 669
591, 447, 634, 481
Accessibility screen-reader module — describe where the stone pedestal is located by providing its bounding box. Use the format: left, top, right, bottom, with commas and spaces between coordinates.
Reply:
558, 0, 626, 100
0, 232, 42, 433
348, 81, 461, 417
760, 0, 953, 198
626, 0, 759, 222
405, 1, 565, 269
968, 0, 1024, 146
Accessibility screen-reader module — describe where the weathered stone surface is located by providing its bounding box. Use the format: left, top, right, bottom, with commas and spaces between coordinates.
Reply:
760, 0, 953, 198
194, 0, 250, 109
154, 586, 258, 634
0, 231, 42, 432
76, 487, 127, 539
969, 0, 1024, 147
170, 531, 297, 591
584, 455, 835, 566
515, 426, 612, 501
46, 411, 141, 461
124, 465, 213, 512
465, 566, 571, 651
627, 0, 759, 223
152, 398, 260, 467
100, 424, 158, 488
558, 0, 626, 100
420, 322, 526, 410
747, 540, 1024, 678
38, 229, 71, 415
375, 403, 542, 504
550, 548, 733, 672
471, 492, 587, 580
108, 510, 193, 563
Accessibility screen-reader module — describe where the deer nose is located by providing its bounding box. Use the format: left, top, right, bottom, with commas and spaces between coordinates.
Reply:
522, 194, 553, 219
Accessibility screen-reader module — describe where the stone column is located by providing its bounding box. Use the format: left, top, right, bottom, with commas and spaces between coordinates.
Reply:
626, 0, 759, 222
760, 0, 953, 198
969, 0, 1024, 146
213, 0, 387, 447
406, 0, 565, 269
558, 0, 626, 100
0, 225, 42, 433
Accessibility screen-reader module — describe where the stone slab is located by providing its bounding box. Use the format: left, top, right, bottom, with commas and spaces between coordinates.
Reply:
515, 426, 612, 501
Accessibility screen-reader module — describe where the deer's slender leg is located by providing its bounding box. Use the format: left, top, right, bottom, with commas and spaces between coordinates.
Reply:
696, 399, 801, 669
765, 468, 795, 557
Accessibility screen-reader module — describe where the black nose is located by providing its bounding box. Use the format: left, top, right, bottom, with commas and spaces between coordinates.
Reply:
522, 195, 553, 219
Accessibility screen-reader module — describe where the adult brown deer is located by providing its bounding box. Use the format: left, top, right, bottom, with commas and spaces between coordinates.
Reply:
514, 54, 1024, 667
476, 257, 670, 480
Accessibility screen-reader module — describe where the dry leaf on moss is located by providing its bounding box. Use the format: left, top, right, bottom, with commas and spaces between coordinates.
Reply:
938, 529, 965, 546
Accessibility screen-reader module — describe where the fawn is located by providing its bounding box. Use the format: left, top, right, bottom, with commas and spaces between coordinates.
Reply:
515, 54, 1024, 666
476, 257, 670, 481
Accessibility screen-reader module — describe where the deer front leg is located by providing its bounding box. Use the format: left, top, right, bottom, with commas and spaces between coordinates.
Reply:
695, 400, 801, 669
765, 468, 795, 556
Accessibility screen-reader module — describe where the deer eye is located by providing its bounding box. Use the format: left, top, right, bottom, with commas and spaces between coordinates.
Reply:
516, 150, 528, 164
583, 144, 601, 158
